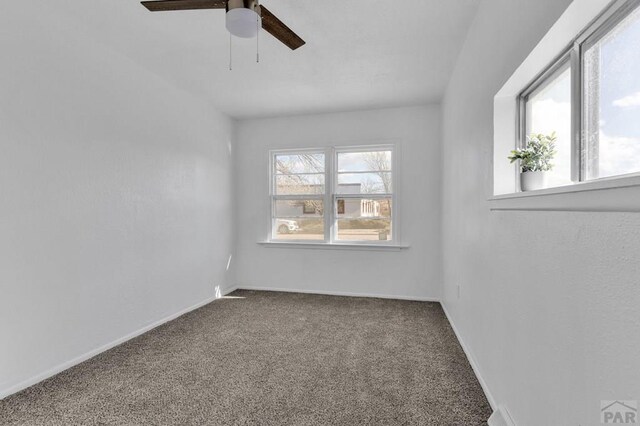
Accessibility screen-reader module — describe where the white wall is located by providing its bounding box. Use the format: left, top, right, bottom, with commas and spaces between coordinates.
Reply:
235, 106, 442, 300
442, 0, 640, 425
0, 3, 235, 398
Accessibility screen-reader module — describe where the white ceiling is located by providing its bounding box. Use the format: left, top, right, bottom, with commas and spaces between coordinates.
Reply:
51, 0, 479, 119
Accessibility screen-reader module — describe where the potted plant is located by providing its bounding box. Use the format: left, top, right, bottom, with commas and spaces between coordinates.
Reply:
508, 132, 557, 191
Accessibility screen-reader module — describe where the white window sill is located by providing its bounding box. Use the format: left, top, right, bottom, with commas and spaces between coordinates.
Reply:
258, 241, 410, 251
488, 174, 640, 212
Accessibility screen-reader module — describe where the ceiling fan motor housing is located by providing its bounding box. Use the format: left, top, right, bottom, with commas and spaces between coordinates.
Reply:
226, 0, 261, 38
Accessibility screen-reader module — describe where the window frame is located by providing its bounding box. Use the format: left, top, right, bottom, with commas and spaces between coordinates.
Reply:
268, 144, 398, 246
269, 147, 328, 243
518, 51, 577, 186
332, 145, 397, 245
516, 0, 640, 189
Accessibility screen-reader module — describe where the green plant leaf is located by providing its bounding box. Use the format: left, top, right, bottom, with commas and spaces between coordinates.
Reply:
507, 131, 557, 172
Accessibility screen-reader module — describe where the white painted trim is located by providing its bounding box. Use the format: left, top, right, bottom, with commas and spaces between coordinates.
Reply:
258, 241, 410, 251
236, 286, 439, 302
268, 142, 402, 246
0, 285, 238, 400
441, 302, 497, 411
488, 405, 517, 426
487, 180, 640, 212
222, 285, 239, 295
492, 0, 613, 197
489, 173, 640, 201
2, 283, 494, 421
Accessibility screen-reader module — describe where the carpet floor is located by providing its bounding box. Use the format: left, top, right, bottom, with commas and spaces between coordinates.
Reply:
0, 290, 491, 425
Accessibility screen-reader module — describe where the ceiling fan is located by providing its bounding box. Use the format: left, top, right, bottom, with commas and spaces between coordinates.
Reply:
141, 0, 305, 50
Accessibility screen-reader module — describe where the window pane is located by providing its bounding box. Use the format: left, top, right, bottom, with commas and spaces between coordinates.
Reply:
337, 219, 392, 241
276, 174, 324, 195
275, 199, 323, 217
335, 197, 391, 242
337, 151, 392, 173
336, 197, 391, 219
273, 218, 324, 241
274, 153, 324, 174
583, 5, 640, 179
525, 64, 572, 187
337, 172, 392, 194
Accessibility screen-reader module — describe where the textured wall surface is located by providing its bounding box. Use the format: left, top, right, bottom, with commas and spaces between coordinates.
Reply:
0, 3, 235, 397
235, 106, 442, 300
441, 0, 640, 424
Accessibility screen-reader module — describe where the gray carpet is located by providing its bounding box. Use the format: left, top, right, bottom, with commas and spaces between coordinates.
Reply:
0, 290, 491, 425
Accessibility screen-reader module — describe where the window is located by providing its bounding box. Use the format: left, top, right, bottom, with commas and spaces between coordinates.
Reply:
521, 57, 573, 187
517, 0, 640, 189
335, 149, 393, 242
271, 151, 325, 241
583, 2, 640, 179
270, 146, 396, 244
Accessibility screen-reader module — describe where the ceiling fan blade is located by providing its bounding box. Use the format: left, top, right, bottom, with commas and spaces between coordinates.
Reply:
260, 5, 305, 50
141, 0, 226, 12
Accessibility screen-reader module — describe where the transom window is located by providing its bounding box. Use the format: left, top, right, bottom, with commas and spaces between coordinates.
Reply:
270, 146, 395, 244
518, 0, 640, 189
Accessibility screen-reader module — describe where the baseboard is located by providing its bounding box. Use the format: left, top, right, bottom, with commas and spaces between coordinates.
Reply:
221, 284, 239, 296
441, 302, 497, 411
235, 285, 440, 302
2, 286, 490, 412
488, 405, 516, 426
0, 285, 237, 400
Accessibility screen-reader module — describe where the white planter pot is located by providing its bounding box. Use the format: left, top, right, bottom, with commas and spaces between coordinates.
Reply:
520, 171, 547, 191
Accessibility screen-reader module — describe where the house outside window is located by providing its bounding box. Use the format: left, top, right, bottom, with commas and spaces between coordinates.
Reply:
270, 145, 396, 244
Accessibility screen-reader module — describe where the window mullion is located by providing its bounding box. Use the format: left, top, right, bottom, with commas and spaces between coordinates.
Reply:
271, 145, 395, 244
269, 195, 275, 241
273, 194, 324, 201
326, 147, 334, 243
571, 43, 583, 183
336, 193, 392, 199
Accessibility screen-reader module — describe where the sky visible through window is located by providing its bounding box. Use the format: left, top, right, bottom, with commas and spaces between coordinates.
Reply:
527, 5, 640, 183
272, 149, 394, 242
527, 66, 572, 187
595, 5, 640, 178
337, 151, 392, 172
337, 151, 392, 194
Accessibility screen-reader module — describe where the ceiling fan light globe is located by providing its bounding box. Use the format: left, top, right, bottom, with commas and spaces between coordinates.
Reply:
226, 8, 261, 38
